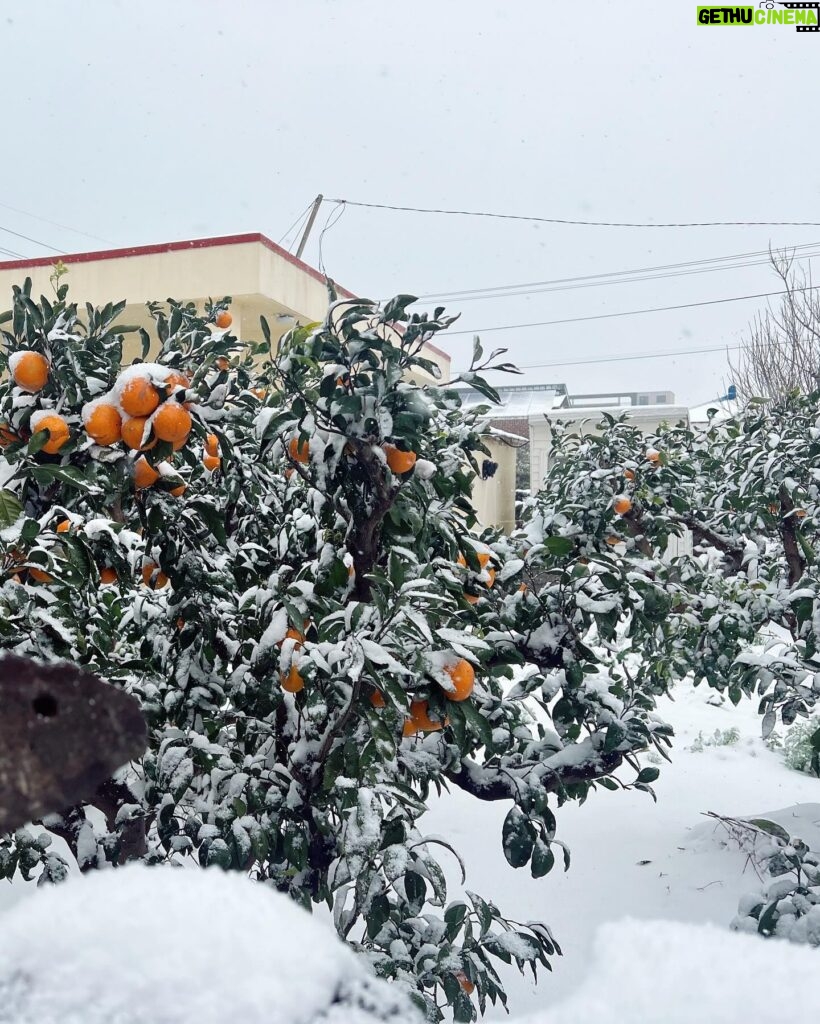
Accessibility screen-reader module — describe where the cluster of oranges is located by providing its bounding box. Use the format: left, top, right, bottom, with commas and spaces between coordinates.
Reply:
9, 516, 171, 592
611, 450, 660, 518
284, 437, 418, 477
278, 618, 476, 738
84, 371, 194, 481
370, 659, 476, 737
4, 350, 225, 490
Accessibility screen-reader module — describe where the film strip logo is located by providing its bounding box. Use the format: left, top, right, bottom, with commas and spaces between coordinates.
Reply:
777, 2, 820, 31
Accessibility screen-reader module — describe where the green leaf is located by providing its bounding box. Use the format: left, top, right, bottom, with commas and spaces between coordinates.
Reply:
460, 699, 494, 751
187, 499, 227, 545
531, 839, 555, 878
0, 489, 22, 528
546, 536, 574, 557
748, 819, 791, 843
444, 901, 468, 941
404, 870, 426, 911
636, 766, 660, 785
27, 429, 49, 455
30, 465, 96, 492
501, 807, 535, 869
603, 720, 627, 752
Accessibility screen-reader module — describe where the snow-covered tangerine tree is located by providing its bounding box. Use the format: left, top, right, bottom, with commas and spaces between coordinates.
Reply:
0, 278, 570, 1022
508, 400, 820, 771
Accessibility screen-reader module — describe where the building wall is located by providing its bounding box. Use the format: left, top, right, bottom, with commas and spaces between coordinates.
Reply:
0, 235, 450, 383
471, 437, 518, 535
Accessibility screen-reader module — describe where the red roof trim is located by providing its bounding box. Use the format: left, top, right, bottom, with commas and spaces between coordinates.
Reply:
0, 231, 451, 365
0, 232, 354, 297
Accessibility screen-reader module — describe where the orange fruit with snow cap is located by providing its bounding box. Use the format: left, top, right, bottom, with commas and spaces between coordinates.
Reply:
121, 378, 160, 418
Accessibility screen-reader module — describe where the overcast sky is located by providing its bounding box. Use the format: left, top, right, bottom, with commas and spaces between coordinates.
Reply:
2, 0, 818, 405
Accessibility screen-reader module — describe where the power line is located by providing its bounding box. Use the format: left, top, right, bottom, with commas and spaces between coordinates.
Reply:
0, 245, 25, 259
0, 224, 64, 255
419, 242, 820, 303
492, 343, 741, 372
444, 285, 820, 336
277, 200, 315, 249
328, 198, 820, 230
0, 202, 111, 245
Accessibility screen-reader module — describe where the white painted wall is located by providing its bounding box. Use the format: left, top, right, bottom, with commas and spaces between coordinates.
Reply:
471, 436, 519, 535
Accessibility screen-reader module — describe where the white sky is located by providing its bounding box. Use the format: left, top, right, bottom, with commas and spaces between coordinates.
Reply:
2, 0, 818, 405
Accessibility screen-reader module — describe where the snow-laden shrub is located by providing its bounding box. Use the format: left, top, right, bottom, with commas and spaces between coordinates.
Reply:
731, 819, 820, 946
0, 866, 421, 1024
689, 727, 740, 752
782, 715, 820, 773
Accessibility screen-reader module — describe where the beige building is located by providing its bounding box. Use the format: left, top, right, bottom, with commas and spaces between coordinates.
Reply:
457, 384, 690, 535
0, 233, 451, 386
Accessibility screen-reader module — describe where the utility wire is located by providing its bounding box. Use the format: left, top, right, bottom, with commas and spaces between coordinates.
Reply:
0, 224, 64, 255
425, 251, 820, 304
277, 200, 315, 249
487, 343, 742, 373
445, 284, 820, 336
419, 242, 820, 303
328, 198, 820, 230
0, 245, 25, 259
0, 202, 111, 245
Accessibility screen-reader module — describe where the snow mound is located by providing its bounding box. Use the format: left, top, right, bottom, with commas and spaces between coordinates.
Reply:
522, 918, 817, 1024
0, 866, 420, 1024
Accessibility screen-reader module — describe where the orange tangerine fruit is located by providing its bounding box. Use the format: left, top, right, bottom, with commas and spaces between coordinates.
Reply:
85, 404, 122, 446
33, 414, 70, 454
133, 456, 160, 489
202, 453, 221, 472
215, 311, 232, 329
99, 567, 118, 585
153, 404, 192, 444
141, 561, 169, 589
280, 627, 305, 650
281, 666, 304, 693
29, 566, 54, 584
165, 372, 190, 390
454, 971, 475, 996
383, 443, 417, 474
122, 417, 157, 451
288, 438, 309, 464
205, 433, 219, 457
370, 689, 386, 709
443, 660, 475, 702
402, 699, 447, 736
12, 351, 48, 392
121, 378, 160, 418
613, 496, 632, 516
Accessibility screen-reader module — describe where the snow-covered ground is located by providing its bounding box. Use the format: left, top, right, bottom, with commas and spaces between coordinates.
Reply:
425, 679, 820, 1018
2, 679, 816, 1021
521, 917, 819, 1024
